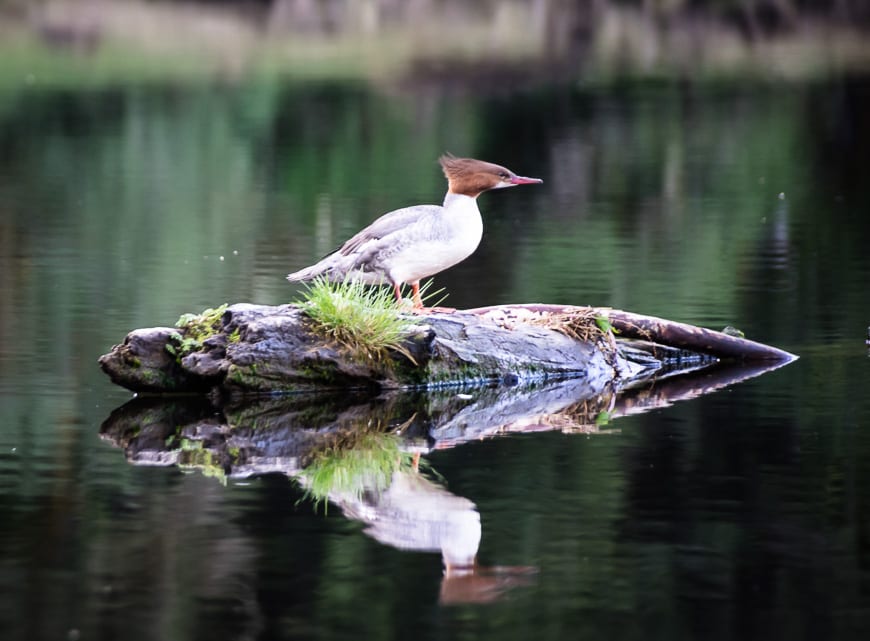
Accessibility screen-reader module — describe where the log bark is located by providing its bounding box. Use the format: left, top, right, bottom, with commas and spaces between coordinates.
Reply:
99, 303, 619, 395
466, 304, 797, 362
98, 302, 796, 396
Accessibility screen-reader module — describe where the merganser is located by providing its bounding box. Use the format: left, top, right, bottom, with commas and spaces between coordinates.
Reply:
286, 154, 542, 308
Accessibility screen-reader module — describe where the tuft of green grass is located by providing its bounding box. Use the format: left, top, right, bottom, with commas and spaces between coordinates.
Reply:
296, 278, 418, 363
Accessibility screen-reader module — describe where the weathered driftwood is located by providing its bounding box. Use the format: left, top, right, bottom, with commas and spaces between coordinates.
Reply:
98, 302, 796, 396
98, 303, 615, 395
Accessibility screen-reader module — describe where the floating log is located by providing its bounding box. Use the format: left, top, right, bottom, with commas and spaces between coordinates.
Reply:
98, 302, 796, 396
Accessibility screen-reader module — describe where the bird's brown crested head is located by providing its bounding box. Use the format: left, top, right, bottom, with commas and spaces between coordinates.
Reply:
439, 153, 542, 198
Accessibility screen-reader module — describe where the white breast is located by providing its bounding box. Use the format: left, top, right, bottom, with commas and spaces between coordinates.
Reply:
386, 194, 483, 285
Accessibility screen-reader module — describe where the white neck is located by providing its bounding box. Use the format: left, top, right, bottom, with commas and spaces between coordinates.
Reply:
440, 191, 483, 247
443, 192, 477, 208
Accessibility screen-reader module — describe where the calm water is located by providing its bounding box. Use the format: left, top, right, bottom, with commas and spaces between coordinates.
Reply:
1, 76, 869, 641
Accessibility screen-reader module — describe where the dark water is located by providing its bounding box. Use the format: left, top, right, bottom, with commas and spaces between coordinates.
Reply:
1, 76, 869, 641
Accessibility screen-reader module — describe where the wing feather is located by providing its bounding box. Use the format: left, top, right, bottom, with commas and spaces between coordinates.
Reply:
288, 203, 443, 283
339, 204, 441, 255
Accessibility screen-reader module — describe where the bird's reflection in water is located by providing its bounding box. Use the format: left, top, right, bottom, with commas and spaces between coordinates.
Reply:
325, 466, 538, 603
296, 435, 537, 604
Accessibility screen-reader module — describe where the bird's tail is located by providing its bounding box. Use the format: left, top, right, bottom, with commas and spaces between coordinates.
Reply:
288, 252, 388, 286
286, 263, 329, 282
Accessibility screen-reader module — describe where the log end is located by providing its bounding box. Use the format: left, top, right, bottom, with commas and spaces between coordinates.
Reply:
98, 327, 213, 393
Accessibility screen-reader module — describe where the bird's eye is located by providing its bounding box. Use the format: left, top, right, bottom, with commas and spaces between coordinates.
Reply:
499, 172, 509, 180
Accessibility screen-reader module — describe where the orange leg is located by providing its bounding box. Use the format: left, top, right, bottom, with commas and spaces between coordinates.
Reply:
411, 281, 424, 308
392, 282, 404, 303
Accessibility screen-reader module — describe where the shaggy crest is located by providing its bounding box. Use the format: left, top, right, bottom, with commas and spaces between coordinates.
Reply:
439, 153, 512, 181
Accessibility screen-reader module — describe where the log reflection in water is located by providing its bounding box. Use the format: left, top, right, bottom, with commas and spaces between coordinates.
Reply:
101, 358, 789, 474
99, 359, 788, 602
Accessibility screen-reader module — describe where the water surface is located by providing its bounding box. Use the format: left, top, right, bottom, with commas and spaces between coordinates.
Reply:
1, 76, 869, 641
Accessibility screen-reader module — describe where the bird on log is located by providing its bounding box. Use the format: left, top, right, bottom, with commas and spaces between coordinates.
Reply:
286, 155, 542, 309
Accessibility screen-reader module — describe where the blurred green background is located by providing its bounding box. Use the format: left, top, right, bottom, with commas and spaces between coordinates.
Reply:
1, 3, 870, 641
